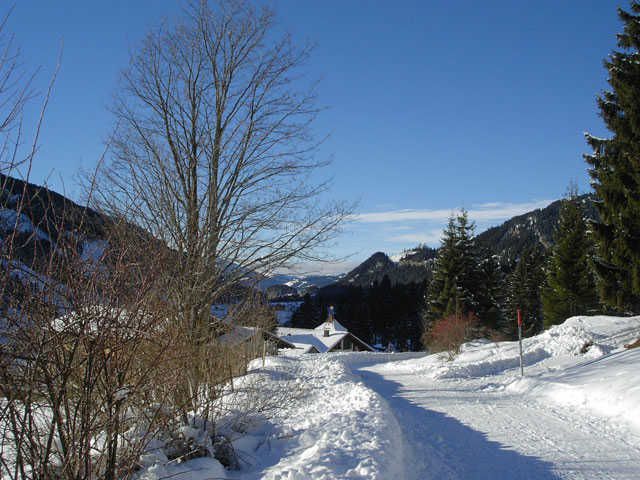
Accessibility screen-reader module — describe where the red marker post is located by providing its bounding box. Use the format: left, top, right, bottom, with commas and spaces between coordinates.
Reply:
517, 309, 524, 376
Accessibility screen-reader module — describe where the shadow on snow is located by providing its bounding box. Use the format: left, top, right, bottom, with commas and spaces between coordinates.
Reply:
354, 365, 562, 480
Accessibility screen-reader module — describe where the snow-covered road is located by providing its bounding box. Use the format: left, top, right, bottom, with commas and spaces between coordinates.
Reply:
338, 315, 640, 479
355, 358, 640, 479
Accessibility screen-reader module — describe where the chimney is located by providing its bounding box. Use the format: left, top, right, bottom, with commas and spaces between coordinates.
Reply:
324, 305, 334, 337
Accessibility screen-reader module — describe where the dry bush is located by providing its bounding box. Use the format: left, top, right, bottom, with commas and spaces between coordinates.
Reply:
0, 194, 303, 478
624, 338, 640, 349
0, 194, 180, 479
423, 312, 478, 361
0, 182, 303, 478
0, 7, 36, 179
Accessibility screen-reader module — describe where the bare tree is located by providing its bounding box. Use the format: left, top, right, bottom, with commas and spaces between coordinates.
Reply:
97, 0, 347, 305
92, 0, 349, 418
0, 7, 35, 180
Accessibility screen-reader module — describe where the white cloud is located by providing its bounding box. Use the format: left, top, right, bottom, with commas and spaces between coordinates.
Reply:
387, 229, 443, 245
353, 200, 552, 224
384, 225, 414, 232
474, 202, 503, 208
352, 208, 454, 223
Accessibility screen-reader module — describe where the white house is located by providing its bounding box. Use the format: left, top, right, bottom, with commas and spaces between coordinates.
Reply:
276, 307, 374, 354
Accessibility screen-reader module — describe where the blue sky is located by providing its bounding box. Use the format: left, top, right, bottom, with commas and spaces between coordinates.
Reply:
8, 1, 626, 273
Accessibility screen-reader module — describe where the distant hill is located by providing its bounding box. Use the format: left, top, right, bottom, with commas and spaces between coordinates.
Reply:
264, 283, 300, 300
4, 175, 597, 299
338, 247, 438, 288
258, 273, 344, 297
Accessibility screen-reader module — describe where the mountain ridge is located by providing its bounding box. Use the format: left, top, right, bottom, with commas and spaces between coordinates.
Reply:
0, 173, 598, 295
332, 194, 597, 289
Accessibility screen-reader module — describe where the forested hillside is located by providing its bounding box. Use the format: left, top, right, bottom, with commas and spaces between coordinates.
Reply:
290, 194, 599, 350
0, 173, 108, 269
476, 194, 598, 263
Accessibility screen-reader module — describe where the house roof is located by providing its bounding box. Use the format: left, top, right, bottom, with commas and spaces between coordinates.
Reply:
279, 343, 321, 355
276, 320, 373, 353
218, 325, 297, 349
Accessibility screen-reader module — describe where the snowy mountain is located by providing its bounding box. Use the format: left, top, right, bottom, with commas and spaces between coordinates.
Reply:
0, 173, 109, 280
476, 193, 598, 262
258, 273, 344, 297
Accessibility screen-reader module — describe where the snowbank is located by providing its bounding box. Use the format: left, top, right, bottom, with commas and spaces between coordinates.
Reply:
139, 457, 227, 480
504, 316, 640, 430
381, 315, 640, 379
513, 348, 640, 431
136, 316, 640, 477
139, 353, 407, 479
231, 355, 407, 479
379, 315, 640, 432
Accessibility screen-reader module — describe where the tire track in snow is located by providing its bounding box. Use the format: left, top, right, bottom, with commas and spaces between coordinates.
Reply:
355, 363, 640, 480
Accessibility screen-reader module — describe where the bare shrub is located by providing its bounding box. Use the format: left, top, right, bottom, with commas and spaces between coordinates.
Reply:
423, 312, 478, 361
0, 7, 36, 179
624, 338, 640, 349
0, 189, 180, 479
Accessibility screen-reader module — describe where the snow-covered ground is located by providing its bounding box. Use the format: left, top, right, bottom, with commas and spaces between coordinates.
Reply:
359, 315, 640, 479
228, 355, 407, 479
145, 316, 640, 479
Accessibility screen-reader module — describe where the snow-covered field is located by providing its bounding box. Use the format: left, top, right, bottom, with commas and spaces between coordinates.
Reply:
146, 316, 640, 479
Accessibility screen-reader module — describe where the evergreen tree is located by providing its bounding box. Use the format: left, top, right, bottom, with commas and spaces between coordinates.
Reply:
425, 210, 480, 326
584, 2, 640, 312
542, 192, 599, 327
455, 211, 483, 311
504, 247, 545, 338
291, 293, 320, 328
372, 275, 394, 345
476, 249, 506, 331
